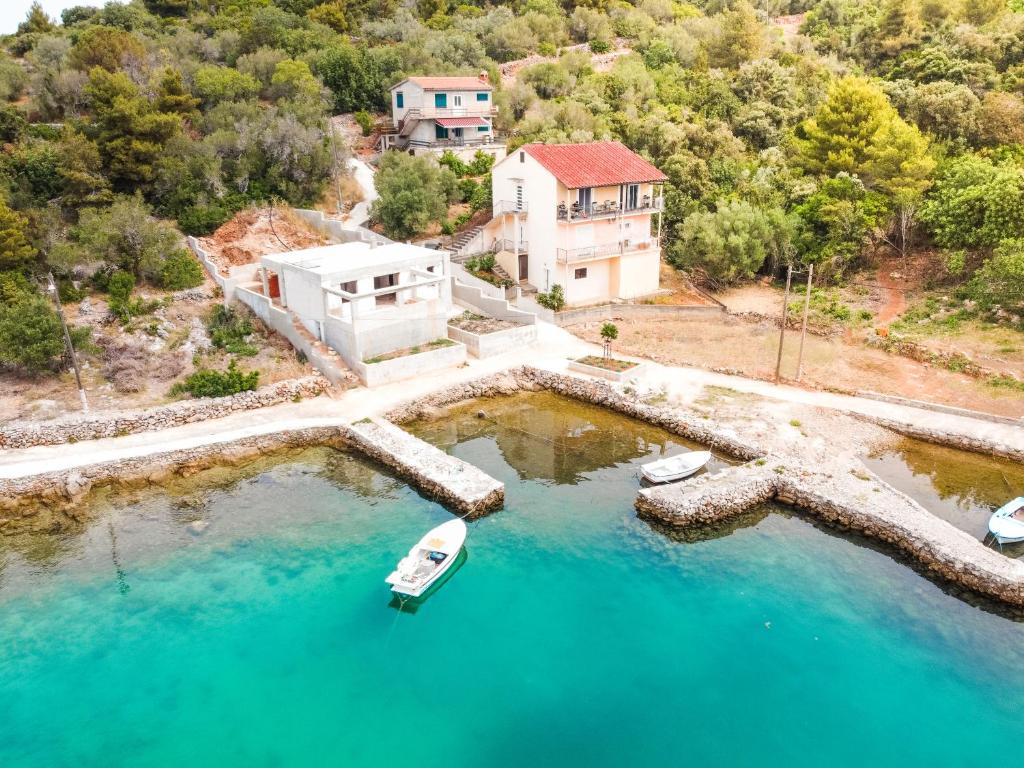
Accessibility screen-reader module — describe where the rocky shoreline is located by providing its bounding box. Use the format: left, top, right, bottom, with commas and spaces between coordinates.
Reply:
2, 363, 1023, 607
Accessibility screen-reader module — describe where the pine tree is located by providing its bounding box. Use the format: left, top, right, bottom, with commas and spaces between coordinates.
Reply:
0, 199, 37, 273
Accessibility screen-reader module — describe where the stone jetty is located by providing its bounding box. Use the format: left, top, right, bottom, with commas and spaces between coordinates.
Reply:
346, 418, 504, 517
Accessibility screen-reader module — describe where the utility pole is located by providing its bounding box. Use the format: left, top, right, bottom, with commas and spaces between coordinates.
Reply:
796, 263, 814, 382
774, 265, 792, 383
47, 272, 88, 413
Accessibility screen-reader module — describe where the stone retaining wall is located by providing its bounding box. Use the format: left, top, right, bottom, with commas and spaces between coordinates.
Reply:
386, 366, 765, 462
854, 415, 1024, 463
0, 427, 349, 532
0, 377, 330, 450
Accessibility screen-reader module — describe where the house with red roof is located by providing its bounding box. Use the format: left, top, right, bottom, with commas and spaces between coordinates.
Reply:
383, 74, 505, 161
486, 141, 666, 306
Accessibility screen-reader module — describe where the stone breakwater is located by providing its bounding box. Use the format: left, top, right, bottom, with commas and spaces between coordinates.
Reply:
346, 418, 504, 517
0, 376, 330, 450
0, 418, 504, 527
637, 460, 1024, 608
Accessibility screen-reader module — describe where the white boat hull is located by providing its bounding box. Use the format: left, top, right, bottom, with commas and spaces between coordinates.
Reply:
989, 497, 1024, 544
641, 450, 712, 484
386, 518, 467, 597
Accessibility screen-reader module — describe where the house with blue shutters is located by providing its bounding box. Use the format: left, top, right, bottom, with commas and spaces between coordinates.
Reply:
382, 73, 505, 161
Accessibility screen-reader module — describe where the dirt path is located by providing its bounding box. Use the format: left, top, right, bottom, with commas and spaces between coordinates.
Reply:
876, 261, 908, 326
499, 40, 633, 86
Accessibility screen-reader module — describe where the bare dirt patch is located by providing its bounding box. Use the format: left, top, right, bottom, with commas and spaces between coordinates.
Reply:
568, 313, 1024, 418
198, 208, 326, 274
0, 282, 316, 424
647, 263, 717, 306
448, 313, 516, 334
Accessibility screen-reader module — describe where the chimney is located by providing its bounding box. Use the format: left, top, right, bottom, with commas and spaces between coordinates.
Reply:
479, 70, 489, 84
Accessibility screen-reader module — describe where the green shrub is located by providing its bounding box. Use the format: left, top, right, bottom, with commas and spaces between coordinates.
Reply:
537, 284, 566, 311
0, 291, 65, 374
478, 253, 496, 272
58, 279, 85, 303
589, 38, 611, 53
354, 110, 374, 136
174, 359, 259, 398
441, 219, 456, 236
207, 305, 258, 356
177, 203, 233, 236
159, 249, 204, 290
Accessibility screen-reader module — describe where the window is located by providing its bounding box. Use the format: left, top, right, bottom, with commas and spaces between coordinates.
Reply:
374, 274, 398, 289
477, 92, 489, 101
453, 94, 463, 107
574, 268, 588, 280
396, 91, 404, 109
340, 280, 357, 294
434, 92, 447, 108
520, 151, 525, 163
435, 124, 448, 139
577, 187, 593, 212
478, 125, 489, 132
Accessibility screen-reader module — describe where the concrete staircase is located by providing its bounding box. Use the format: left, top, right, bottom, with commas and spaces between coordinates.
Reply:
286, 310, 356, 387
492, 263, 513, 283
451, 225, 485, 258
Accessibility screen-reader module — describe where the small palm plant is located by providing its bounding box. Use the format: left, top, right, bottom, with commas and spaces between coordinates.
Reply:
600, 322, 618, 359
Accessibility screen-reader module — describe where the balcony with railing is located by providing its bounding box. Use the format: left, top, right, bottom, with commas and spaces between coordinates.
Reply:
405, 133, 505, 150
400, 105, 499, 121
493, 200, 527, 217
555, 237, 659, 264
492, 237, 527, 253
556, 196, 663, 222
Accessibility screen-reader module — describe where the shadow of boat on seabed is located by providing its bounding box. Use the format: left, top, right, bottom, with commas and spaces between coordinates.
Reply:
388, 547, 469, 614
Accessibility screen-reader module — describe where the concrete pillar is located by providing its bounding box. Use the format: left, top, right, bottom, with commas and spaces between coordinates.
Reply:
440, 253, 453, 306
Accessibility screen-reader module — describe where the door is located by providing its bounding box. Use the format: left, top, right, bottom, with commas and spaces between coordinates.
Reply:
626, 184, 639, 210
519, 253, 528, 282
577, 187, 593, 216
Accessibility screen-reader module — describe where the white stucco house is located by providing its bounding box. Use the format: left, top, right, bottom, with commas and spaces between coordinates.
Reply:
485, 141, 667, 307
225, 240, 462, 384
381, 74, 506, 162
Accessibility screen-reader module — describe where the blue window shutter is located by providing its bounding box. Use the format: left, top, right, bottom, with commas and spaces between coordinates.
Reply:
478, 125, 489, 132
476, 92, 489, 102
396, 92, 403, 108
434, 93, 447, 108
435, 123, 448, 139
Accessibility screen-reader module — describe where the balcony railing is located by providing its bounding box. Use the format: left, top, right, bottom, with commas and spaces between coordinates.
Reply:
493, 200, 527, 217
492, 237, 527, 253
405, 134, 504, 150
556, 197, 663, 222
555, 237, 659, 264
400, 105, 499, 121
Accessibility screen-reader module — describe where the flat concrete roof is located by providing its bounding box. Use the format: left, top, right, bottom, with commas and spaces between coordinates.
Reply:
263, 242, 445, 280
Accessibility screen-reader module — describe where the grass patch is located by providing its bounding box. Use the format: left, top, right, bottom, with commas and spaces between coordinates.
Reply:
987, 374, 1024, 392
364, 338, 455, 365
575, 355, 639, 372
788, 419, 801, 427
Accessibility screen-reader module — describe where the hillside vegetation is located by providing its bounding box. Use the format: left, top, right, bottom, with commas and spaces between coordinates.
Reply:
1, 0, 1023, 385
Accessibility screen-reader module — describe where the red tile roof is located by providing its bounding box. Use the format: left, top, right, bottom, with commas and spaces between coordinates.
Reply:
522, 142, 668, 189
403, 76, 493, 91
436, 116, 490, 128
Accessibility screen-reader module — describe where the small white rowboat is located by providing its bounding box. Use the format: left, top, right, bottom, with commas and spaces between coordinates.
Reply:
989, 497, 1024, 545
641, 450, 712, 484
386, 518, 467, 597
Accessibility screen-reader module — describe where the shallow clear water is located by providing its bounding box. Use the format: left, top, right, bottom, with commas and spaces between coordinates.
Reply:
865, 438, 1024, 558
3, 394, 1024, 767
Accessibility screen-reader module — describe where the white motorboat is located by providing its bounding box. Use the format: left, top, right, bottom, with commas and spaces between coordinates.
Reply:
641, 450, 712, 484
988, 497, 1024, 544
386, 518, 467, 597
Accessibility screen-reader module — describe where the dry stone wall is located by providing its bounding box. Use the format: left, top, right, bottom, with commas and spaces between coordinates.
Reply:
0, 377, 329, 450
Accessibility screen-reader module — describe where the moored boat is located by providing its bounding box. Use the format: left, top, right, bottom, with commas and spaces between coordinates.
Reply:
641, 450, 712, 484
386, 518, 467, 597
988, 497, 1024, 544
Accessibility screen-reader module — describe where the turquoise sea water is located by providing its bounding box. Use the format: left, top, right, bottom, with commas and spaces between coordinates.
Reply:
3, 393, 1024, 767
